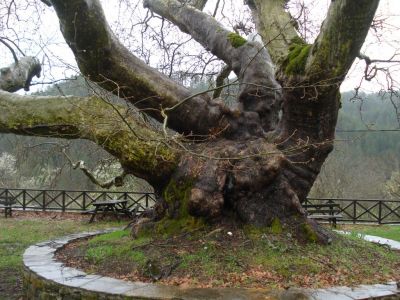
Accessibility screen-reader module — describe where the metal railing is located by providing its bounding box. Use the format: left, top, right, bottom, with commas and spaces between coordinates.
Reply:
1, 188, 399, 224
0, 188, 156, 213
305, 197, 400, 224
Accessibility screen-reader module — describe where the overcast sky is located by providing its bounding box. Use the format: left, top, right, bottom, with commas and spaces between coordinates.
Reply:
1, 0, 399, 94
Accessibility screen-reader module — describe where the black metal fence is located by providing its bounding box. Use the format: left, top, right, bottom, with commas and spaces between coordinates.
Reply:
305, 197, 400, 224
0, 188, 156, 213
1, 188, 400, 224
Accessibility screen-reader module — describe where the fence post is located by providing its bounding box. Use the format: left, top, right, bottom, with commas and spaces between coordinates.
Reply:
42, 191, 46, 211
353, 200, 356, 224
83, 192, 86, 211
146, 193, 149, 208
378, 201, 382, 224
62, 191, 66, 212
23, 189, 26, 210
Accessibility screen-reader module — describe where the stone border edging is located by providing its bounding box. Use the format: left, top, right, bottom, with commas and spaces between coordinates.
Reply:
23, 229, 400, 300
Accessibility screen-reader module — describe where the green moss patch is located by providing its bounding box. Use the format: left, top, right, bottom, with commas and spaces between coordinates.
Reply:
58, 224, 400, 289
284, 43, 312, 75
163, 178, 193, 219
300, 223, 318, 243
154, 217, 205, 237
270, 217, 283, 234
227, 32, 247, 48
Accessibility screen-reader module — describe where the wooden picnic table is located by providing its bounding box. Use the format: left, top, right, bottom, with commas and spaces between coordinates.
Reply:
87, 200, 131, 223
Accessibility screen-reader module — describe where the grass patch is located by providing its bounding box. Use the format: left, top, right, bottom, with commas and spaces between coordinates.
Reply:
84, 229, 149, 266
0, 213, 123, 300
339, 224, 400, 242
60, 224, 400, 290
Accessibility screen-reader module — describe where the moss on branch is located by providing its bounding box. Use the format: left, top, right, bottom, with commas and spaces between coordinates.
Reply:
227, 32, 247, 48
283, 41, 312, 75
0, 91, 178, 186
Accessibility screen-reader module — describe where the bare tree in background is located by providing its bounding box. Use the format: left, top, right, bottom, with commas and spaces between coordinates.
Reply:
0, 0, 388, 243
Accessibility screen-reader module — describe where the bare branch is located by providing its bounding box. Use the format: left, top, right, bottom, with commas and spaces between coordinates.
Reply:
0, 38, 19, 63
62, 149, 127, 189
0, 37, 26, 57
357, 52, 400, 81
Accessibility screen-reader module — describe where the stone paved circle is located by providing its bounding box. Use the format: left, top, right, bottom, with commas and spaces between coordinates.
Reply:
23, 229, 400, 299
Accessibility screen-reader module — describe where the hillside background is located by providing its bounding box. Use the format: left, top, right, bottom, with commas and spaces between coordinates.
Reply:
1, 78, 399, 199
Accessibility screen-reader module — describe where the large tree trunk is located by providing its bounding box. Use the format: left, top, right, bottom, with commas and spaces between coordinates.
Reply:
1, 0, 380, 244
145, 91, 338, 243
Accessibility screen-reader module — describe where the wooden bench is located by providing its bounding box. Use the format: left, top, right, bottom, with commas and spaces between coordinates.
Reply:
303, 203, 343, 227
0, 195, 16, 217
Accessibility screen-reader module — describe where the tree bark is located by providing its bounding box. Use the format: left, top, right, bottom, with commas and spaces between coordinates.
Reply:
0, 0, 380, 243
305, 0, 380, 83
246, 0, 299, 65
0, 57, 41, 92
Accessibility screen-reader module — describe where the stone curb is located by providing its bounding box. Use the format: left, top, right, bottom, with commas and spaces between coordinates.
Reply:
23, 229, 400, 300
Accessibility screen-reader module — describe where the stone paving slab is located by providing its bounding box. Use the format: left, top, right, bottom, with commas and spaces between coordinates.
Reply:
24, 245, 57, 256
307, 289, 354, 300
80, 276, 141, 294
124, 285, 283, 300
23, 228, 400, 300
23, 255, 56, 266
321, 283, 400, 299
53, 274, 103, 287
29, 262, 64, 272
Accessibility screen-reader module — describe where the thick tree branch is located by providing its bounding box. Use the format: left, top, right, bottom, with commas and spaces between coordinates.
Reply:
0, 56, 41, 92
144, 0, 283, 131
0, 90, 178, 186
273, 2, 380, 200
245, 0, 300, 65
45, 0, 229, 136
277, 1, 380, 146
305, 0, 380, 85
0, 38, 19, 63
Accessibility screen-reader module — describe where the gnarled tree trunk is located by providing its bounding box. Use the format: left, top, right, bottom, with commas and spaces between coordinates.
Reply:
1, 0, 380, 243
